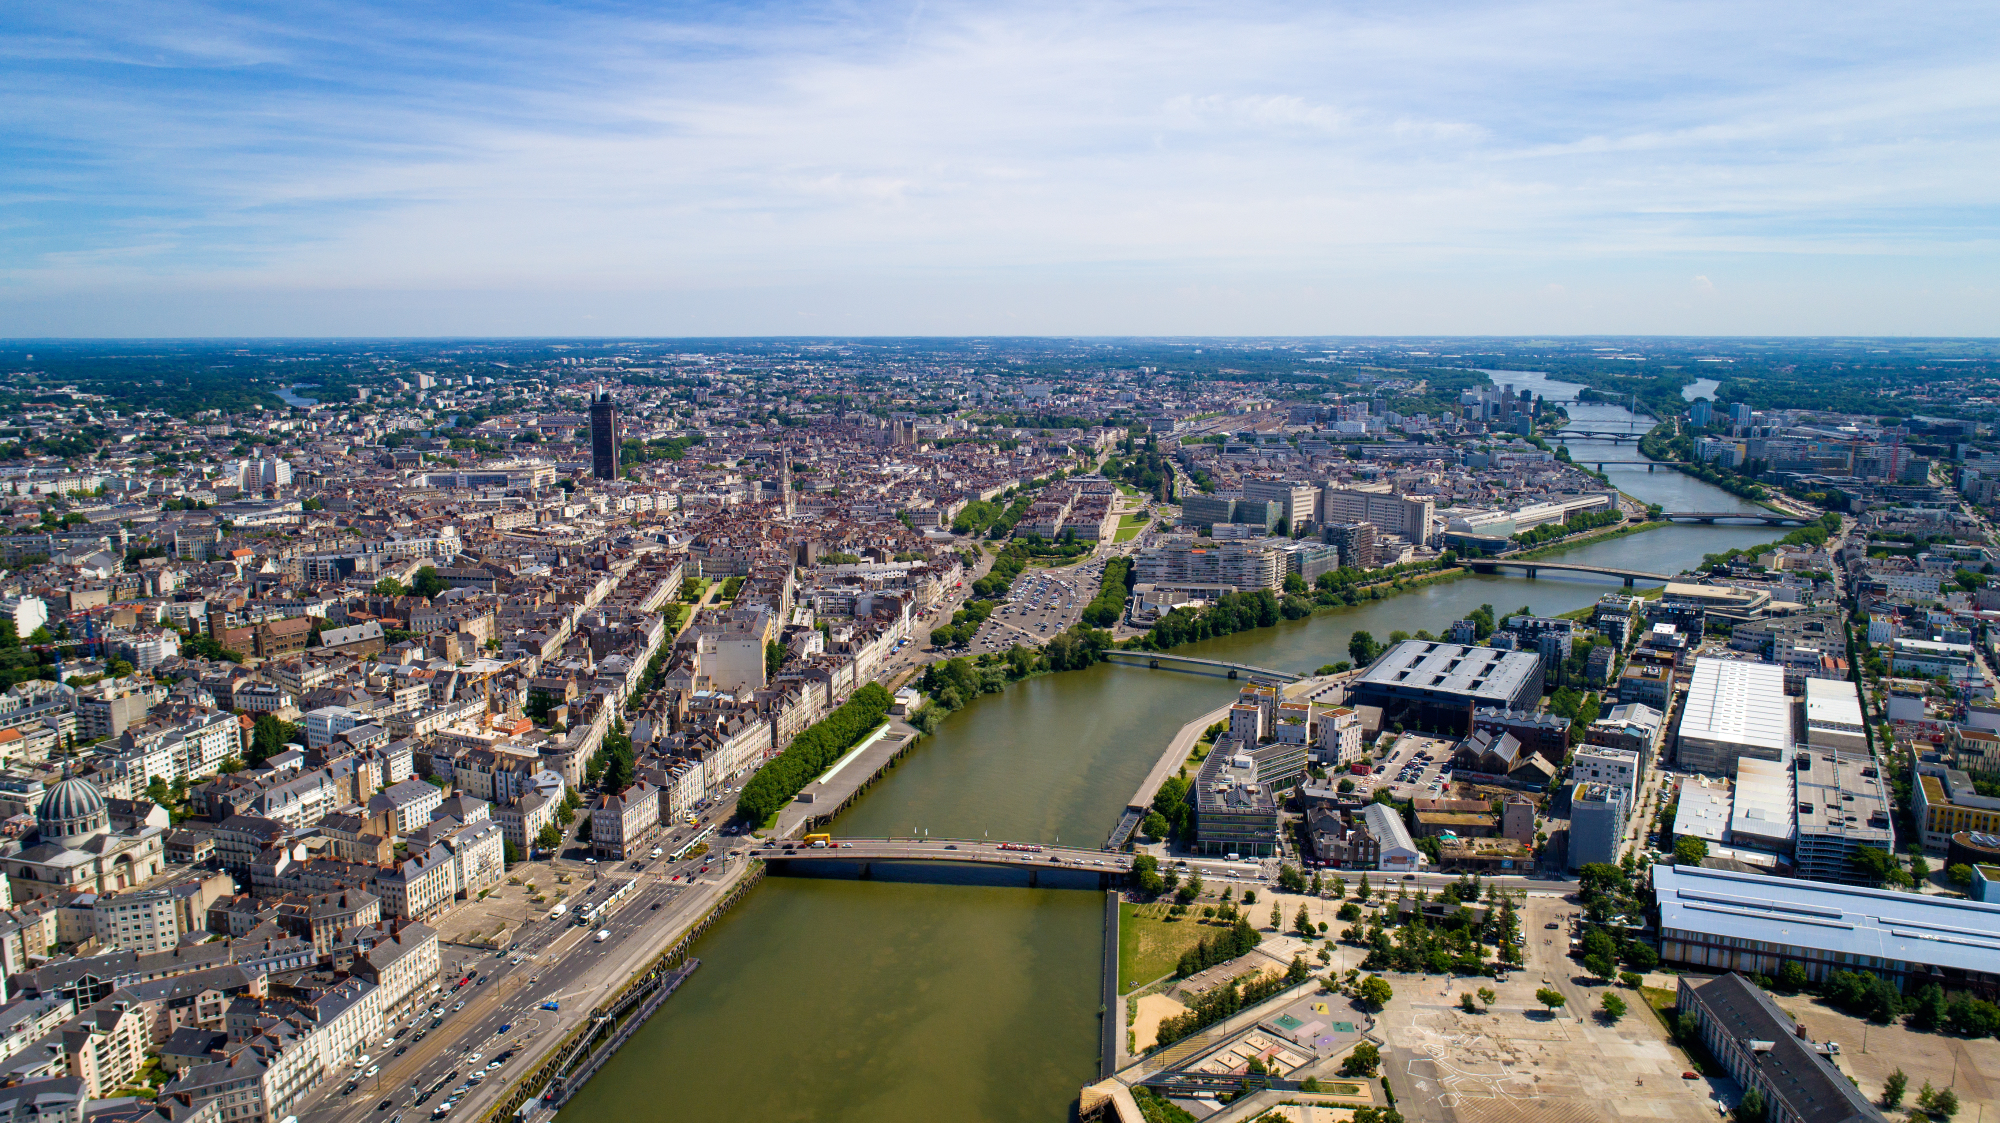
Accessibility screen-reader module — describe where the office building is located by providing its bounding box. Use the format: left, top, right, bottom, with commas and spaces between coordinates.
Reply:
1179, 496, 1281, 533
1242, 479, 1318, 530
1655, 863, 2000, 998
1688, 399, 1713, 428
1321, 521, 1378, 570
1319, 486, 1432, 543
1349, 641, 1543, 735
590, 388, 620, 481
1193, 741, 1288, 857
1676, 658, 1791, 775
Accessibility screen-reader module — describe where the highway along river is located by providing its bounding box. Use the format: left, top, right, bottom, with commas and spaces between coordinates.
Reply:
560, 385, 1781, 1122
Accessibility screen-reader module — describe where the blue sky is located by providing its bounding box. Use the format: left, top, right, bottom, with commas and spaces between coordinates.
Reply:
2, 0, 1995, 336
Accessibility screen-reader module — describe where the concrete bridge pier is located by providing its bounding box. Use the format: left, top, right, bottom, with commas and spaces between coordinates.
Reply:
1623, 575, 1635, 587
1029, 869, 1040, 888
1227, 668, 1238, 679
858, 862, 872, 879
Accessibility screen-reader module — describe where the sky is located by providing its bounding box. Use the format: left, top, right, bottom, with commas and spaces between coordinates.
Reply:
1, 0, 1996, 337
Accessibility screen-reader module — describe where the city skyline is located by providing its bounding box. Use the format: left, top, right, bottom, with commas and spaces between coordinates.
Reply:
3, 0, 1996, 337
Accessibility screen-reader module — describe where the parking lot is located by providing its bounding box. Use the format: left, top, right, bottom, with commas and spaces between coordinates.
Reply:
966, 559, 1103, 652
1350, 734, 1458, 799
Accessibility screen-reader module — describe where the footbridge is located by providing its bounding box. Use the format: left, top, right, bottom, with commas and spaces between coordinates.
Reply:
1661, 510, 1813, 526
750, 838, 1134, 887
1464, 558, 1673, 586
1100, 649, 1302, 681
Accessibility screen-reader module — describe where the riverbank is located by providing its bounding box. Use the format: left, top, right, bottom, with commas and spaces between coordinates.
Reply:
1508, 517, 1670, 561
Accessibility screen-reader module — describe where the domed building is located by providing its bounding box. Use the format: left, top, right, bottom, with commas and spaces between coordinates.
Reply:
2, 775, 164, 902
38, 777, 109, 848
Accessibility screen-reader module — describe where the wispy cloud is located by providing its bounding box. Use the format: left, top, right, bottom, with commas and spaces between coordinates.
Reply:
1, 0, 1995, 334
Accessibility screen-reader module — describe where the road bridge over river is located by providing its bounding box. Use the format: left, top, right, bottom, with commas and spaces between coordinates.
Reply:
1463, 558, 1673, 586
751, 838, 1138, 887
1661, 510, 1813, 525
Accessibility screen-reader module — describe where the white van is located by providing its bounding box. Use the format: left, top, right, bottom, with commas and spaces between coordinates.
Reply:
595, 929, 610, 942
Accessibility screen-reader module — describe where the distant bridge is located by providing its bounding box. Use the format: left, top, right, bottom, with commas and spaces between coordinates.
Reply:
1549, 429, 1646, 441
1661, 511, 1812, 526
1464, 558, 1673, 587
752, 839, 1132, 888
1100, 650, 1303, 682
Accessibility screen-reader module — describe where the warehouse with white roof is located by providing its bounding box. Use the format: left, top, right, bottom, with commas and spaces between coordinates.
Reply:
1676, 658, 1793, 775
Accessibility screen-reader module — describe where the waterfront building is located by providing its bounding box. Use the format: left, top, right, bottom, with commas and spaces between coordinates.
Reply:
1320, 521, 1378, 570
1191, 738, 1302, 857
1349, 641, 1542, 735
1133, 540, 1284, 593
1318, 486, 1432, 544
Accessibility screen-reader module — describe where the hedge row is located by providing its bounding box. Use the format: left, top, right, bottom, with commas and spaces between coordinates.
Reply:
738, 682, 895, 823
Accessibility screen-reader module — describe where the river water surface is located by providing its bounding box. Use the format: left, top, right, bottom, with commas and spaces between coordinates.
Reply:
561, 374, 1780, 1123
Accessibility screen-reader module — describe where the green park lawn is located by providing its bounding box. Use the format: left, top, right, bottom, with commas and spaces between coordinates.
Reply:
1120, 902, 1222, 992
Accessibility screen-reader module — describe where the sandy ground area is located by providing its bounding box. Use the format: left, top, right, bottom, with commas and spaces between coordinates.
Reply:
1134, 993, 1192, 1053
1772, 993, 1999, 1119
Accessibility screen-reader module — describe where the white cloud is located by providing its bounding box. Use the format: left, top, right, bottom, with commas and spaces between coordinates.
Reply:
1, 0, 1997, 333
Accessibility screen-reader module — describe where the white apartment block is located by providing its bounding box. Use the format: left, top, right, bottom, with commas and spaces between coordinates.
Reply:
1573, 746, 1642, 807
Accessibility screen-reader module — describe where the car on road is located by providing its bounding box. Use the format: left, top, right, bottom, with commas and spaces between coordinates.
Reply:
496, 1024, 512, 1034
486, 1061, 502, 1071
343, 1082, 358, 1096
365, 1066, 380, 1078
453, 1002, 465, 1012
395, 1046, 408, 1057
378, 1102, 394, 1112
540, 1001, 559, 1011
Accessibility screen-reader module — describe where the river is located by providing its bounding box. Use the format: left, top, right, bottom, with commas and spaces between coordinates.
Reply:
275, 384, 319, 408
559, 379, 1784, 1123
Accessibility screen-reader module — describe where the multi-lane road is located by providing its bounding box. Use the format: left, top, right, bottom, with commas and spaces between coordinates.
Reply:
301, 844, 756, 1123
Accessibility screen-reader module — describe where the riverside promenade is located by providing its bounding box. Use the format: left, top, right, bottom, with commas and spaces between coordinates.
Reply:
1105, 701, 1231, 847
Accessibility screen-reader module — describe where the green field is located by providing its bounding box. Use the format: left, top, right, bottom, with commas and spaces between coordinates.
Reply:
1119, 902, 1221, 991
1114, 512, 1152, 542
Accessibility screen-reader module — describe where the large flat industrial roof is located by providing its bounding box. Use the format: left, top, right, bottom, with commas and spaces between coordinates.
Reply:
1353, 641, 1541, 704
1804, 677, 1866, 732
1673, 777, 1732, 843
1729, 757, 1796, 844
1679, 658, 1791, 754
1655, 863, 2000, 974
